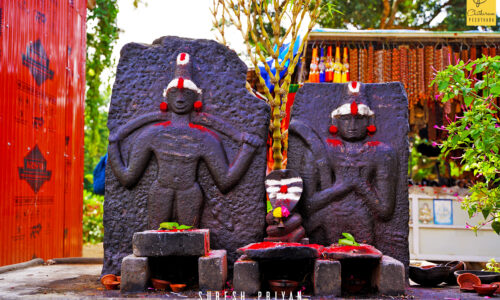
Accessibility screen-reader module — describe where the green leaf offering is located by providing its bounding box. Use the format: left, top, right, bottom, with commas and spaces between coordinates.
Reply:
338, 232, 360, 246
158, 222, 179, 230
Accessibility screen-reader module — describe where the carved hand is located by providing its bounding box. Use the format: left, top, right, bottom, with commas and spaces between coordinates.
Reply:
240, 132, 263, 148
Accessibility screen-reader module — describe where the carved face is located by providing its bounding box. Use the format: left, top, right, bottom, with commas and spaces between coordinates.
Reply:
166, 87, 198, 114
335, 114, 370, 141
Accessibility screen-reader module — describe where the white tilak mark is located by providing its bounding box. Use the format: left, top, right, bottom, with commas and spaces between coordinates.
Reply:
164, 78, 202, 96
269, 193, 301, 200
266, 186, 302, 194
330, 103, 374, 118
265, 177, 302, 185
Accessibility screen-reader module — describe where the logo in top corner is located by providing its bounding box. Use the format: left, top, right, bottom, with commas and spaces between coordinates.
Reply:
467, 0, 496, 26
22, 39, 54, 85
18, 145, 52, 193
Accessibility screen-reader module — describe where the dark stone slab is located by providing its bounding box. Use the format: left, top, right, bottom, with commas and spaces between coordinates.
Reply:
287, 82, 409, 277
132, 229, 209, 257
103, 36, 270, 275
237, 242, 323, 260
198, 249, 227, 291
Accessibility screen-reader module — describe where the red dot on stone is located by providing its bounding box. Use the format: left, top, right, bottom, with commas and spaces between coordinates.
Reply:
194, 100, 203, 111
280, 185, 288, 193
160, 102, 168, 112
329, 125, 338, 135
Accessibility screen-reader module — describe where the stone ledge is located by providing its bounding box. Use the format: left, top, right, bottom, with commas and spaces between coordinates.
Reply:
199, 250, 227, 291
132, 229, 210, 257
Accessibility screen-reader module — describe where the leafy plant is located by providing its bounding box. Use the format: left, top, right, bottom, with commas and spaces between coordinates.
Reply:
338, 232, 359, 246
211, 0, 324, 170
83, 189, 104, 244
483, 258, 500, 273
158, 222, 193, 230
432, 55, 500, 234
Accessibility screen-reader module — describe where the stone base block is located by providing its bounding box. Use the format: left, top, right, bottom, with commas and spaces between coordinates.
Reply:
199, 250, 227, 291
133, 229, 209, 257
233, 257, 260, 295
372, 255, 406, 296
313, 259, 341, 296
121, 255, 150, 292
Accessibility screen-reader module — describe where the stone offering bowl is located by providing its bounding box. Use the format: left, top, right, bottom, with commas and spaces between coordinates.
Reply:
409, 265, 450, 286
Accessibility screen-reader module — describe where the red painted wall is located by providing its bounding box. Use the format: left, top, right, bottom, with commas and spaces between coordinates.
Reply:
0, 0, 86, 266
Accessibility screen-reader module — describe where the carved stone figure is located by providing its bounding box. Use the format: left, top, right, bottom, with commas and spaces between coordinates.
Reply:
103, 37, 270, 276
288, 82, 409, 273
108, 52, 261, 229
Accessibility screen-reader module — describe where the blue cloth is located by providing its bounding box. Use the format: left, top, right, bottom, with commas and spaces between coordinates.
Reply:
93, 153, 107, 195
258, 36, 302, 91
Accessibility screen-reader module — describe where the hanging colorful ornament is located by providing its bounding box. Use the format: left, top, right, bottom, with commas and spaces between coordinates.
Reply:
333, 46, 342, 83
325, 46, 334, 82
367, 43, 374, 83
349, 47, 358, 82
341, 47, 350, 83
319, 47, 326, 82
308, 47, 319, 83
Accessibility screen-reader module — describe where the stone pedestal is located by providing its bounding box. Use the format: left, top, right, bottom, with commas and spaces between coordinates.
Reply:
198, 249, 227, 291
372, 255, 405, 295
313, 259, 341, 296
121, 254, 150, 292
233, 257, 260, 295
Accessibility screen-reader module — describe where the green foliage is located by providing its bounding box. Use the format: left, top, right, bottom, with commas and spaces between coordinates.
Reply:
158, 222, 193, 230
317, 0, 499, 30
409, 135, 438, 182
85, 0, 119, 189
432, 55, 500, 234
83, 189, 104, 244
483, 258, 500, 273
338, 232, 360, 246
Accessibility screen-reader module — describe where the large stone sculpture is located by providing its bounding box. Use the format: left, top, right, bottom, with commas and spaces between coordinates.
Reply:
287, 82, 409, 273
103, 37, 269, 275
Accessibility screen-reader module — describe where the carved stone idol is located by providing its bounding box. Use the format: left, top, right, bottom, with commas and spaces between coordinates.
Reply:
103, 37, 270, 276
287, 82, 409, 273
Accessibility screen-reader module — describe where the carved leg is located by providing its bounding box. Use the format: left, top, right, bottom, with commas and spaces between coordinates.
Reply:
175, 183, 203, 227
148, 181, 175, 229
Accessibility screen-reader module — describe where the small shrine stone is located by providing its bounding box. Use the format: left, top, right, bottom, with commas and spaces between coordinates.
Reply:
233, 257, 260, 295
313, 259, 341, 296
372, 255, 406, 295
198, 249, 227, 291
120, 255, 150, 292
132, 229, 209, 257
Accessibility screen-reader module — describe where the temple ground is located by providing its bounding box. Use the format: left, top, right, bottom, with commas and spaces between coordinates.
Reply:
0, 262, 491, 299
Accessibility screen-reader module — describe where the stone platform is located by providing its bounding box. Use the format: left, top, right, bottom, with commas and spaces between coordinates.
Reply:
121, 230, 226, 293
233, 242, 405, 297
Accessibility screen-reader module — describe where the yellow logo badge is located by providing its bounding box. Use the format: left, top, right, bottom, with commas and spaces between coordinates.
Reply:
467, 0, 497, 26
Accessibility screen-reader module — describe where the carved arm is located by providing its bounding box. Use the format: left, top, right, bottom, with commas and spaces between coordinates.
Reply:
108, 128, 154, 188
202, 136, 258, 193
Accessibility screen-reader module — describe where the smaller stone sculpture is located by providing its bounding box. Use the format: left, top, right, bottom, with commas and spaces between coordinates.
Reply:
108, 53, 262, 230
264, 169, 306, 242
